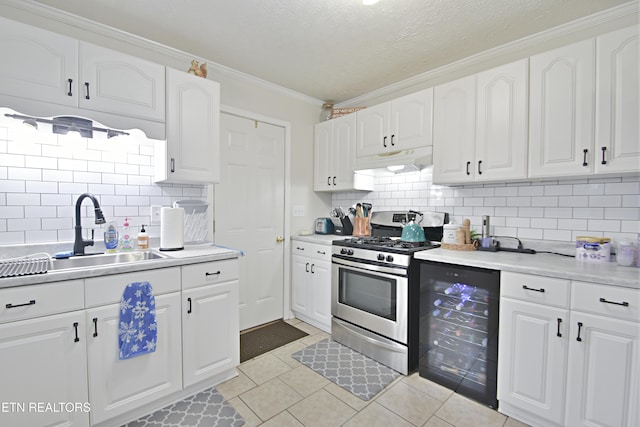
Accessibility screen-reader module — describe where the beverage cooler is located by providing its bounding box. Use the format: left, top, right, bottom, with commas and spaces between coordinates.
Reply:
418, 260, 500, 408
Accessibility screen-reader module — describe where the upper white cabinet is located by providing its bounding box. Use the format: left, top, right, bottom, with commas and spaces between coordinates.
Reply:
433, 59, 528, 184
314, 113, 374, 192
356, 88, 433, 157
155, 68, 221, 183
595, 26, 640, 174
529, 39, 596, 178
0, 16, 165, 122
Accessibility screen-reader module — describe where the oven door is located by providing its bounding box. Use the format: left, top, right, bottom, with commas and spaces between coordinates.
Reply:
331, 257, 408, 344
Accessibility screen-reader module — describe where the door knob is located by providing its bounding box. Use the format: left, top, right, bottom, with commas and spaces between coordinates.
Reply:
276, 236, 285, 243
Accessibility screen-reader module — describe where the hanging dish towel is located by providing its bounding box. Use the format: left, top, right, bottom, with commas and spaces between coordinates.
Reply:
119, 281, 157, 360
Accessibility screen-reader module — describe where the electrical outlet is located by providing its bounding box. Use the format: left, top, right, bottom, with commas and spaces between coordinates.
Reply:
150, 205, 162, 225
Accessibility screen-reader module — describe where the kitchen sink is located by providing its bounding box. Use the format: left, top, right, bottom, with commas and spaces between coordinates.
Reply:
50, 251, 167, 271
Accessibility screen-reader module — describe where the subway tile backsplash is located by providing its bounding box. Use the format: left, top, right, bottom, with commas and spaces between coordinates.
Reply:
0, 118, 206, 245
333, 169, 640, 244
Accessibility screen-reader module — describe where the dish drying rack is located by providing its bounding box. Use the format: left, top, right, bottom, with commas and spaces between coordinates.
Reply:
0, 253, 52, 279
174, 200, 208, 244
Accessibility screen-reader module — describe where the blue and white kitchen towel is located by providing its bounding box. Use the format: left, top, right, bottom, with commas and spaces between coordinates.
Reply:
119, 281, 158, 360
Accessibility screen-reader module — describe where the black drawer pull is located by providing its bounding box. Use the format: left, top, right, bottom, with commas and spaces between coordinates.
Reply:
522, 285, 545, 293
599, 297, 629, 307
67, 78, 73, 96
556, 318, 562, 337
576, 322, 583, 342
317, 250, 326, 255
6, 300, 36, 309
296, 246, 304, 251
84, 82, 90, 99
601, 146, 607, 165
582, 148, 588, 167
187, 297, 192, 314
92, 317, 98, 337
73, 322, 80, 342
205, 271, 221, 276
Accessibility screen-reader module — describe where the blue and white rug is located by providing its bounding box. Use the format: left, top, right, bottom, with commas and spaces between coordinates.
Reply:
124, 387, 244, 427
291, 339, 401, 401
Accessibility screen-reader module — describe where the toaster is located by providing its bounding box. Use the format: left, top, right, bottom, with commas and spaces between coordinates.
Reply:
314, 217, 335, 234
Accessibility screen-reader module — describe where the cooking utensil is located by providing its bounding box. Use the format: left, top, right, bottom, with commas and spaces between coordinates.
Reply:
400, 210, 426, 242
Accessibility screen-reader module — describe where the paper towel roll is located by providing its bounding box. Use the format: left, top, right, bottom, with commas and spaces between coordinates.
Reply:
160, 207, 184, 251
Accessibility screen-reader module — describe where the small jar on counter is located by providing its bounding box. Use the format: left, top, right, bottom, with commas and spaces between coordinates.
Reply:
616, 240, 637, 267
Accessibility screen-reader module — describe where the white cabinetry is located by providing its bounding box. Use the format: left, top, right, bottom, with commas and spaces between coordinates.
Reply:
291, 240, 332, 332
356, 88, 433, 157
155, 68, 221, 183
84, 268, 183, 425
182, 259, 240, 388
314, 113, 373, 192
529, 39, 596, 178
433, 59, 528, 184
0, 280, 89, 427
595, 26, 640, 174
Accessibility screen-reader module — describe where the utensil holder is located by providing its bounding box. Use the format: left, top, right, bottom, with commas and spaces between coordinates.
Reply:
353, 217, 370, 237
340, 217, 354, 235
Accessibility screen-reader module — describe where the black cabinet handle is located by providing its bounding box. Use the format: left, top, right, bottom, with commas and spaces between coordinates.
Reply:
205, 271, 221, 276
582, 149, 588, 167
187, 297, 192, 314
92, 317, 98, 337
599, 297, 629, 307
170, 158, 175, 173
333, 176, 336, 185
466, 161, 471, 175
305, 262, 309, 273
601, 147, 607, 165
310, 264, 315, 274
576, 322, 583, 342
73, 322, 80, 342
6, 299, 36, 309
327, 177, 331, 186
383, 136, 387, 148
296, 246, 304, 251
317, 250, 326, 255
84, 82, 90, 100
556, 318, 562, 337
478, 160, 483, 175
390, 134, 395, 146
67, 78, 73, 96
523, 285, 545, 293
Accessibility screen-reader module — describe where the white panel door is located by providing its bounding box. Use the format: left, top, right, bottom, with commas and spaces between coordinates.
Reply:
310, 259, 331, 330
332, 113, 358, 190
216, 113, 285, 331
313, 120, 333, 191
391, 88, 434, 151
529, 39, 595, 177
595, 26, 640, 174
356, 102, 389, 157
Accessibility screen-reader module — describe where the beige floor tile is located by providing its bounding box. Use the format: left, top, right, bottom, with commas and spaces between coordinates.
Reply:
323, 382, 370, 412
343, 401, 414, 427
300, 331, 331, 346
375, 380, 443, 426
294, 322, 324, 336
238, 353, 292, 384
435, 393, 506, 427
279, 365, 331, 397
402, 373, 454, 402
268, 340, 307, 368
216, 371, 256, 400
239, 377, 303, 421
228, 396, 262, 427
288, 389, 357, 427
285, 317, 303, 326
422, 415, 455, 427
505, 417, 531, 427
260, 410, 304, 427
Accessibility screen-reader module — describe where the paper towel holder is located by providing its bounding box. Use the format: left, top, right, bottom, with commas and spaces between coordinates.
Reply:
159, 207, 185, 251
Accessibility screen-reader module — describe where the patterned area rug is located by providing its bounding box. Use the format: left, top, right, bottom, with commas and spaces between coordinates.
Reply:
123, 387, 244, 427
291, 339, 401, 401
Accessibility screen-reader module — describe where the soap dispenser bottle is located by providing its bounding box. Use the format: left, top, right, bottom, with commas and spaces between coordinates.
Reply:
137, 224, 149, 250
119, 218, 134, 252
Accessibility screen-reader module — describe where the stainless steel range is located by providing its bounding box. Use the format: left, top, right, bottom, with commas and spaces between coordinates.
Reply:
331, 211, 448, 374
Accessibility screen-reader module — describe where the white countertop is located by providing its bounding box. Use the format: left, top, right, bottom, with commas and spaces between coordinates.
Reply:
291, 234, 347, 245
414, 248, 639, 290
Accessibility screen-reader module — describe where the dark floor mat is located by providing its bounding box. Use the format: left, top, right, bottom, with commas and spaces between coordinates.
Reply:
240, 320, 308, 362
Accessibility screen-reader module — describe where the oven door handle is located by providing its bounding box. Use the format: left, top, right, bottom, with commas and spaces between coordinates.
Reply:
332, 256, 408, 277
333, 318, 407, 352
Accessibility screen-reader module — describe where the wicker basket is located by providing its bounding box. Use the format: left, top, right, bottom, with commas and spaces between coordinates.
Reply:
331, 107, 365, 118
441, 242, 478, 251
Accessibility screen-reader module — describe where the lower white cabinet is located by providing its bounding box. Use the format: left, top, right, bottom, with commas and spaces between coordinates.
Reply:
291, 240, 332, 332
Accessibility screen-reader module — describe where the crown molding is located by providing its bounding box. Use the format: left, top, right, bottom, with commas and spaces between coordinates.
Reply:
0, 0, 323, 106
337, 1, 639, 108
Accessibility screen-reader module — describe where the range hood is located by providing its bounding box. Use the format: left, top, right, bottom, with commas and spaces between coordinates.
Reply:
354, 146, 432, 175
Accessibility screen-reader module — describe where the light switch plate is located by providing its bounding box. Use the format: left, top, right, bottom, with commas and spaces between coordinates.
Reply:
293, 205, 305, 217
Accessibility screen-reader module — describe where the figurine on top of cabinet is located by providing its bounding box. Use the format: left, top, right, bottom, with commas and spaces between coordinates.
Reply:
187, 59, 207, 78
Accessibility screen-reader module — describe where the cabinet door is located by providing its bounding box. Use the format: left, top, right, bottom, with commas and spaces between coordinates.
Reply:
595, 26, 640, 174
0, 16, 78, 107
391, 88, 433, 151
291, 255, 310, 315
0, 311, 89, 427
565, 312, 639, 427
79, 42, 165, 122
433, 74, 476, 184
313, 120, 333, 191
497, 298, 568, 426
476, 59, 529, 182
332, 113, 359, 190
357, 102, 390, 157
163, 68, 221, 183
529, 39, 595, 178
310, 260, 331, 332
86, 293, 182, 425
183, 281, 239, 388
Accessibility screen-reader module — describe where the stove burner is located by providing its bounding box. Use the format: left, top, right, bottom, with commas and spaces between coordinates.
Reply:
340, 236, 437, 251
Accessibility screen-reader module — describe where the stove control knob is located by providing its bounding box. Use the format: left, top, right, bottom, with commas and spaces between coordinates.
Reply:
340, 248, 348, 255
386, 255, 394, 262
347, 249, 354, 255
377, 254, 385, 261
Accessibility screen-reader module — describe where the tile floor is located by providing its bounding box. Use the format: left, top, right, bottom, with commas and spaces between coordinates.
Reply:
216, 318, 530, 427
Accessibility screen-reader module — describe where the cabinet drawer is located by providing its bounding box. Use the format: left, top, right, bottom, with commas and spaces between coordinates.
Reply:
292, 241, 331, 261
0, 280, 84, 323
182, 259, 239, 290
501, 271, 570, 308
85, 267, 180, 308
571, 281, 639, 322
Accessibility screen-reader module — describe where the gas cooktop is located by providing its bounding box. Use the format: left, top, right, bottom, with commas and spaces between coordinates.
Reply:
333, 236, 440, 254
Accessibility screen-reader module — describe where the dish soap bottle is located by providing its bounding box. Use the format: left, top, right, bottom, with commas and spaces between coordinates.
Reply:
119, 218, 134, 252
137, 224, 149, 251
103, 221, 119, 253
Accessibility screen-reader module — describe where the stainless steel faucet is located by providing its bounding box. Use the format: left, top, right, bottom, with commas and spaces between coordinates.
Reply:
73, 193, 106, 256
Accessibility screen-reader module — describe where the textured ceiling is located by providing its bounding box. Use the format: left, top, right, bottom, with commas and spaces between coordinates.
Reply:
32, 0, 635, 103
